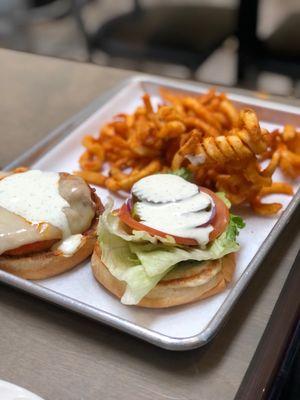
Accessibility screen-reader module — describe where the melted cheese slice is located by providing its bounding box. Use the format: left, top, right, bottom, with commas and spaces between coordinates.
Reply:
0, 206, 62, 255
0, 170, 71, 237
0, 170, 95, 256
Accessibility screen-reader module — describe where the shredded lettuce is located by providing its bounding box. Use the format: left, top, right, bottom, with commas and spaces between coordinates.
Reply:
98, 199, 243, 305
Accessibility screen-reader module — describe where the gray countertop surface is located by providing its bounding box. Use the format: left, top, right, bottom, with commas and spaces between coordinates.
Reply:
0, 49, 299, 400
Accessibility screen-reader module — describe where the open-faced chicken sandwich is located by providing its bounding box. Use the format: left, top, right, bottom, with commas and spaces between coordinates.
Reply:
0, 170, 103, 279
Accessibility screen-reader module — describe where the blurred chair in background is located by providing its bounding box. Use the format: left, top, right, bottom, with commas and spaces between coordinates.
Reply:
0, 0, 87, 52
0, 0, 30, 51
237, 0, 300, 91
72, 0, 237, 78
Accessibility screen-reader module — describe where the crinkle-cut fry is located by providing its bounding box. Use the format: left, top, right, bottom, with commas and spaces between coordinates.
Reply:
74, 170, 107, 186
106, 160, 161, 192
250, 197, 282, 215
260, 182, 294, 196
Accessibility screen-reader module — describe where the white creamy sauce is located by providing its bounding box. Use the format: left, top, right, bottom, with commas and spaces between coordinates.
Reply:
0, 170, 71, 238
132, 174, 198, 203
0, 170, 84, 256
185, 153, 206, 166
133, 174, 214, 245
55, 233, 83, 256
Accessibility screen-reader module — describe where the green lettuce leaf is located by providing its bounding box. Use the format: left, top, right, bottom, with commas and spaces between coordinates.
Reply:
98, 199, 241, 305
170, 168, 194, 182
216, 192, 231, 208
226, 214, 246, 242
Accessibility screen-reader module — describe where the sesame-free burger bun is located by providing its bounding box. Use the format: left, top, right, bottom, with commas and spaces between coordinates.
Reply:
91, 242, 236, 308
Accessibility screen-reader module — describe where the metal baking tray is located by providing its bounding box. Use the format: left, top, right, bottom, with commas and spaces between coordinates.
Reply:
2, 75, 300, 350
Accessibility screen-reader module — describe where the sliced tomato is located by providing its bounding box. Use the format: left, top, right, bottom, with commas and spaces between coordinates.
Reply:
119, 203, 197, 246
4, 239, 58, 256
200, 187, 229, 241
118, 187, 229, 245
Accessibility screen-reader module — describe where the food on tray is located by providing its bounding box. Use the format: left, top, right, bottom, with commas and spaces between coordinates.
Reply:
0, 170, 103, 279
91, 173, 245, 308
77, 88, 300, 215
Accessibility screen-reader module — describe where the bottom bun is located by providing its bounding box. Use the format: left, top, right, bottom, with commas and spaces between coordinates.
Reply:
91, 242, 236, 308
0, 233, 96, 280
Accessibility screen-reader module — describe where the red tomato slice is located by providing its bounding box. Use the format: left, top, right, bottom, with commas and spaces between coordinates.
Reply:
3, 239, 58, 256
200, 187, 229, 241
118, 187, 229, 245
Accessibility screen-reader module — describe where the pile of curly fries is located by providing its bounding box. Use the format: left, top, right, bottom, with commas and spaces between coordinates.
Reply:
76, 88, 300, 215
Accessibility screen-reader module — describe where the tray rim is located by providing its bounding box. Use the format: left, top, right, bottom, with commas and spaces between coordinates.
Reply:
2, 74, 300, 351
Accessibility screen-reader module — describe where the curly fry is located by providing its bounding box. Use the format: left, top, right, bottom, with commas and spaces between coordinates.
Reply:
106, 160, 161, 192
260, 182, 293, 196
77, 88, 298, 214
250, 197, 282, 216
74, 170, 107, 186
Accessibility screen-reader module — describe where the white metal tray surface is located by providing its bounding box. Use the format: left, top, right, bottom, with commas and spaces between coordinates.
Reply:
2, 76, 300, 350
